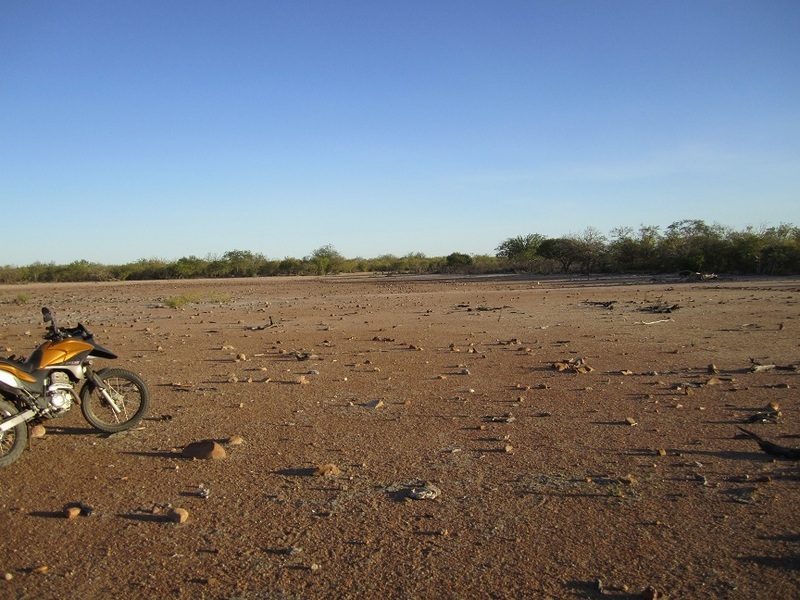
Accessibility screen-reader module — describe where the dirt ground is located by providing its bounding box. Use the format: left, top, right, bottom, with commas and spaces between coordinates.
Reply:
0, 273, 798, 600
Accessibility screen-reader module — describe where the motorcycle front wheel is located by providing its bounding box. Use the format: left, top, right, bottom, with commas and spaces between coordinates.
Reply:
0, 399, 28, 467
80, 368, 151, 433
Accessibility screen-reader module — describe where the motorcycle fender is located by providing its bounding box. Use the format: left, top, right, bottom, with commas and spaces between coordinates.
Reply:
0, 408, 36, 432
0, 368, 23, 389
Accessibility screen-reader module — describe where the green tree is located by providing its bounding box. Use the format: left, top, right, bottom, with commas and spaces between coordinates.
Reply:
570, 227, 607, 273
403, 252, 430, 274
278, 257, 304, 275
308, 245, 344, 275
223, 250, 260, 277
445, 252, 473, 271
538, 238, 581, 273
495, 234, 546, 269
661, 219, 731, 272
171, 255, 209, 278
608, 226, 662, 272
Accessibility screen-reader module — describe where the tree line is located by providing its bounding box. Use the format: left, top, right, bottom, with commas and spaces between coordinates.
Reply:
1, 220, 798, 284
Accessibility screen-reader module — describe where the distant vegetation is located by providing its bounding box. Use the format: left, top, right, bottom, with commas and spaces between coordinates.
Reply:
1, 220, 798, 284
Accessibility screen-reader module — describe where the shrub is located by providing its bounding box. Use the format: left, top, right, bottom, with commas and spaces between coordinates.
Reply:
164, 293, 201, 309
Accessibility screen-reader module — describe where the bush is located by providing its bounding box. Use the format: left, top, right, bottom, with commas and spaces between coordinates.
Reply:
164, 293, 201, 309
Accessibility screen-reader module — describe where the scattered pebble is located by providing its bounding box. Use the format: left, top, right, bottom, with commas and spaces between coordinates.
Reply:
182, 440, 227, 460
29, 424, 46, 439
640, 586, 664, 600
64, 506, 82, 520
408, 482, 441, 500
314, 463, 342, 477
168, 507, 190, 524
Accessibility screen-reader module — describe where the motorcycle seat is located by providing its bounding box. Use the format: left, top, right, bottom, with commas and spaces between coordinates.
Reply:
0, 355, 37, 373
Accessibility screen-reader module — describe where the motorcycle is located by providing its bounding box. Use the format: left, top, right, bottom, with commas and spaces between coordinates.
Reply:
0, 307, 150, 467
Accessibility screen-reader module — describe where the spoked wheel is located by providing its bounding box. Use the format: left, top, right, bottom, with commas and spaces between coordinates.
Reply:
80, 368, 150, 433
0, 399, 28, 467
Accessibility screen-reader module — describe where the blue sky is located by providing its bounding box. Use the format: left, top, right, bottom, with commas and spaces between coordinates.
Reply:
2, 1, 798, 266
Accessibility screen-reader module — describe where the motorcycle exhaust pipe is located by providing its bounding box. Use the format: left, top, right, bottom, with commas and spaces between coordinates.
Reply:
0, 409, 36, 432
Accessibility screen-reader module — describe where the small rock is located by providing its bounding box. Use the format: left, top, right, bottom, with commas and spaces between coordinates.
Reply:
365, 399, 384, 409
640, 585, 664, 599
29, 424, 46, 439
168, 507, 190, 524
64, 506, 82, 520
226, 435, 244, 446
182, 440, 227, 460
625, 417, 638, 426
3, 572, 12, 581
408, 482, 441, 500
656, 448, 667, 456
77, 502, 95, 516
314, 463, 341, 477
488, 413, 516, 423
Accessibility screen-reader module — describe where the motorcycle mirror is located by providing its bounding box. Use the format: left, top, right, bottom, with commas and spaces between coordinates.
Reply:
42, 307, 53, 323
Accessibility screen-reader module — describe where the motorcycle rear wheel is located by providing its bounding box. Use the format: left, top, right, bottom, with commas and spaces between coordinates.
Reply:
0, 399, 28, 467
80, 368, 150, 433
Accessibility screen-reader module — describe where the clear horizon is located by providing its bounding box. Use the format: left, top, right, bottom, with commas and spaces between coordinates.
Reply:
2, 1, 798, 266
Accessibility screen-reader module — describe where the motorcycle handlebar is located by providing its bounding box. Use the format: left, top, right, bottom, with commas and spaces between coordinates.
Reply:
41, 308, 93, 341
42, 307, 61, 340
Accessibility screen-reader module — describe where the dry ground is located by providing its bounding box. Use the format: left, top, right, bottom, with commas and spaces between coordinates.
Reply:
0, 274, 798, 599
